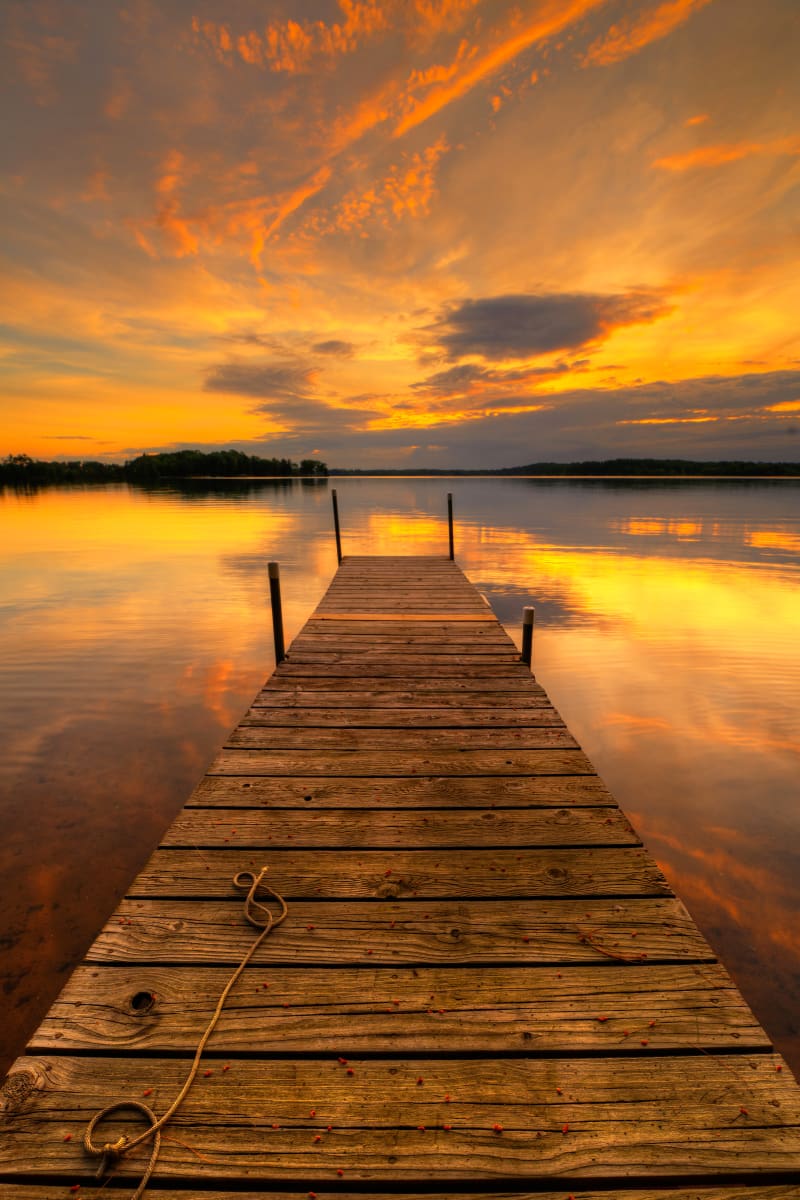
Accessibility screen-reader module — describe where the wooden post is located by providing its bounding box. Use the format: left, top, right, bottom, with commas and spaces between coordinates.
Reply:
447, 492, 454, 560
521, 605, 534, 668
332, 488, 342, 564
268, 562, 286, 664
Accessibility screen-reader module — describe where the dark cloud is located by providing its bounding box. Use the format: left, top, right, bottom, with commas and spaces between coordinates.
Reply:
203, 361, 315, 401
413, 360, 574, 397
313, 339, 356, 357
219, 332, 288, 351
424, 290, 669, 361
191, 369, 800, 469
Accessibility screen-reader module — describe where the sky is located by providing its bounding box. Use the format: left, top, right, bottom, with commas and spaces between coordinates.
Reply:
2, 0, 799, 469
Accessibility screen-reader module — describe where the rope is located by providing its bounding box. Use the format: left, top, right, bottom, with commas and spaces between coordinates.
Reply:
83, 867, 288, 1200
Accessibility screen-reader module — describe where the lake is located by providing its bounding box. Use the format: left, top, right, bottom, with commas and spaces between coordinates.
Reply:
1, 476, 799, 1078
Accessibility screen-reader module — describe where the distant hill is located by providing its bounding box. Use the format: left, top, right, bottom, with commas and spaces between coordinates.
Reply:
0, 451, 328, 485
331, 459, 800, 476
495, 458, 800, 476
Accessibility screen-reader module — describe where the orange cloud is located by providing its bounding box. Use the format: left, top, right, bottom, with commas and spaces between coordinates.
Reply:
128, 162, 333, 267
395, 0, 607, 137
303, 137, 449, 237
617, 415, 718, 426
194, 2, 392, 73
410, 0, 482, 32
766, 400, 800, 414
584, 0, 714, 67
191, 17, 234, 64
653, 137, 800, 171
684, 113, 709, 127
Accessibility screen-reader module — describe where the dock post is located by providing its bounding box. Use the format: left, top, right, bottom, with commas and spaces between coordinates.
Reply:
332, 488, 342, 564
521, 605, 534, 667
268, 561, 286, 663
447, 492, 454, 560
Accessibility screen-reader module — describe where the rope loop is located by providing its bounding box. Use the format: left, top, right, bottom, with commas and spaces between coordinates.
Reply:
84, 1101, 160, 1196
82, 866, 287, 1200
233, 866, 289, 931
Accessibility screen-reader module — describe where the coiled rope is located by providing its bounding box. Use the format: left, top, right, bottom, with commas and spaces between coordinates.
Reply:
83, 866, 288, 1200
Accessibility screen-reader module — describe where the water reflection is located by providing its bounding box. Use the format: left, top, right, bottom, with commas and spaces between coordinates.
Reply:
0, 478, 798, 1078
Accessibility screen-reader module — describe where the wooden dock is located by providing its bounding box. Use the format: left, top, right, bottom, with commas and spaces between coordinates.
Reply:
3, 554, 800, 1198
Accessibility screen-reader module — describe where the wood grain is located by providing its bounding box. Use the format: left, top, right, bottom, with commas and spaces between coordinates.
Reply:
3, 1190, 799, 1200
255, 686, 550, 706
131, 846, 659, 898
260, 681, 546, 700
4, 1055, 800, 1180
188, 774, 614, 808
227, 727, 576, 749
33, 962, 768, 1053
208, 748, 593, 776
86, 897, 707, 964
158, 806, 637, 848
243, 705, 565, 727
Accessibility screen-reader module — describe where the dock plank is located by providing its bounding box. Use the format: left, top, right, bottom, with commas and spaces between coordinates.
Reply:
33, 963, 769, 1053
86, 897, 706, 963
158, 805, 638, 847
130, 846, 658, 897
243, 705, 566, 726
227, 727, 577, 749
4, 1055, 800, 1181
208, 748, 594, 776
3, 1191, 799, 1200
188, 774, 614, 807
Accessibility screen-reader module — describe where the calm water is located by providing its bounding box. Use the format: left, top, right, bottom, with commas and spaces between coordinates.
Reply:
1, 477, 799, 1078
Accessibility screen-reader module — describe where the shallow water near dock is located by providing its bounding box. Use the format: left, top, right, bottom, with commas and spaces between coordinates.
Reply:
1, 476, 799, 1078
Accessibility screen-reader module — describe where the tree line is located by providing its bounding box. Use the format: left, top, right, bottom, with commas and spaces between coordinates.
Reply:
0, 451, 329, 485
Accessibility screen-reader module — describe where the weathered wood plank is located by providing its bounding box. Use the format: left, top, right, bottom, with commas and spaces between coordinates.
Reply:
289, 644, 520, 657
255, 687, 550, 707
316, 601, 489, 608
159, 806, 636, 848
286, 657, 520, 667
208, 748, 591, 776
188, 774, 613, 808
228, 727, 576, 749
287, 652, 522, 665
309, 614, 496, 624
132, 847, 657, 898
32, 963, 769, 1054
313, 606, 493, 613
3, 1191, 799, 1200
296, 629, 513, 644
85, 897, 705, 964
244, 706, 565, 727
260, 681, 546, 700
4, 1055, 799, 1180
276, 663, 532, 677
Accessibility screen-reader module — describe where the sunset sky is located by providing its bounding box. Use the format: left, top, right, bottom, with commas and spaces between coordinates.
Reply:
2, 0, 799, 468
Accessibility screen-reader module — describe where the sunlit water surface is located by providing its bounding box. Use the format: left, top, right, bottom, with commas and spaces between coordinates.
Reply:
1, 477, 798, 1077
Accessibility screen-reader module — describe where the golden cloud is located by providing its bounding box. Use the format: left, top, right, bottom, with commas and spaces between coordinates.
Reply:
584, 0, 714, 68
300, 137, 449, 238
394, 0, 607, 137
653, 138, 800, 171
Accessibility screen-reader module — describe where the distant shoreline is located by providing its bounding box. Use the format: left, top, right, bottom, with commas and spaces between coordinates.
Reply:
2, 452, 800, 486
